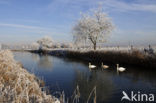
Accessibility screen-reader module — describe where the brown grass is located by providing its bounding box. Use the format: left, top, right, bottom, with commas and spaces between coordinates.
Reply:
0, 50, 59, 103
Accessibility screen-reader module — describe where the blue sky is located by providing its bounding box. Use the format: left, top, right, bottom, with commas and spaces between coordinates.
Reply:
0, 0, 156, 45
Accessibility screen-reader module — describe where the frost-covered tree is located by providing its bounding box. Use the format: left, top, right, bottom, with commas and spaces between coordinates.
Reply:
72, 7, 114, 50
37, 36, 53, 50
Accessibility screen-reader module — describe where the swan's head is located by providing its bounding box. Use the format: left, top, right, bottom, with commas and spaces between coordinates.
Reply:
89, 62, 91, 65
116, 64, 119, 67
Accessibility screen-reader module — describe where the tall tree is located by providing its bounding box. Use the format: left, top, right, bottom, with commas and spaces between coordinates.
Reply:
72, 7, 114, 50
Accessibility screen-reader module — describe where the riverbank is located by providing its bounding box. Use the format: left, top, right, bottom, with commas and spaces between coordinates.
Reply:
0, 50, 59, 103
31, 49, 156, 69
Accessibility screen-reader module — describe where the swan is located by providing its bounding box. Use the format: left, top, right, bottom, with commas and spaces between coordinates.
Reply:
89, 62, 96, 69
101, 62, 109, 69
117, 64, 126, 72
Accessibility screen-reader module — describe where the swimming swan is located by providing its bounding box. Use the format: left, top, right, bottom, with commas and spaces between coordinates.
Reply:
117, 64, 126, 72
89, 62, 96, 69
101, 62, 109, 69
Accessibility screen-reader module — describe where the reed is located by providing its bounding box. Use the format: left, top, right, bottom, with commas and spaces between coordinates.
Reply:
63, 50, 156, 69
0, 50, 59, 103
0, 50, 100, 103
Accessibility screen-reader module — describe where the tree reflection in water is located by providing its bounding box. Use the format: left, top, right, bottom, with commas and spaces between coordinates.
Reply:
31, 53, 40, 62
38, 55, 53, 70
31, 54, 53, 70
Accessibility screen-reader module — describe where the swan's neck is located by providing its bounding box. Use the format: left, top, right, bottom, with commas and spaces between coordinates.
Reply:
117, 65, 119, 70
117, 65, 119, 75
89, 63, 91, 66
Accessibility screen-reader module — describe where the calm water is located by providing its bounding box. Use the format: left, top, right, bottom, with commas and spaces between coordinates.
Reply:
13, 52, 156, 103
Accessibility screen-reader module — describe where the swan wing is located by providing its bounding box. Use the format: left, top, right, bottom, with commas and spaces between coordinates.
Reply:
92, 65, 96, 68
119, 67, 126, 71
89, 65, 96, 68
103, 65, 109, 68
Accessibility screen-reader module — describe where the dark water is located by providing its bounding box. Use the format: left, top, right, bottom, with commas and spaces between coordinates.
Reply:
13, 52, 156, 103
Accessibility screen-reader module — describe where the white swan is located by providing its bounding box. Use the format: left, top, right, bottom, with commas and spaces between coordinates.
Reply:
117, 64, 126, 72
89, 62, 96, 69
101, 62, 109, 69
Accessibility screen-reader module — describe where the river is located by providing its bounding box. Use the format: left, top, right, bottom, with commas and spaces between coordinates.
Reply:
13, 52, 156, 103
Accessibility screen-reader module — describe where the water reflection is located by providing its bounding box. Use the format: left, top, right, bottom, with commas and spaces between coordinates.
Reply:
73, 70, 115, 103
122, 67, 156, 88
31, 53, 53, 70
31, 53, 40, 62
37, 55, 53, 69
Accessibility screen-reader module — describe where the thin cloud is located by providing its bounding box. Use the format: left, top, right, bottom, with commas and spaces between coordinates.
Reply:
101, 0, 156, 13
45, 0, 156, 14
0, 23, 70, 33
0, 23, 71, 41
0, 23, 45, 30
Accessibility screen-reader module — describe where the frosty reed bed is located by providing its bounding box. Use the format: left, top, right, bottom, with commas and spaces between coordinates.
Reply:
0, 50, 59, 103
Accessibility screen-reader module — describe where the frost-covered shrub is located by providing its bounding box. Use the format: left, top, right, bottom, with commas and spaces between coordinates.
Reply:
37, 36, 53, 50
